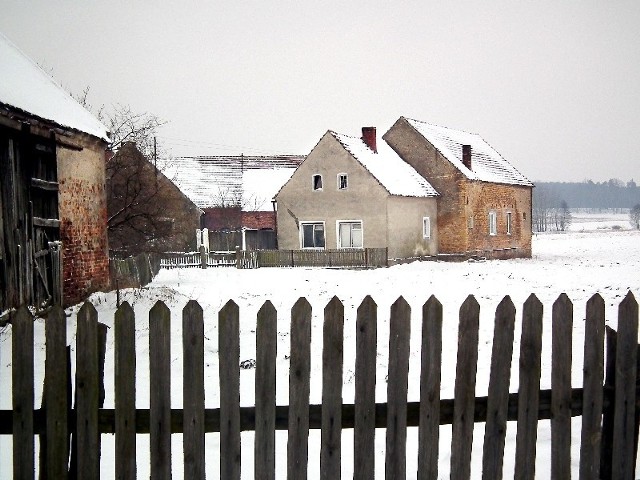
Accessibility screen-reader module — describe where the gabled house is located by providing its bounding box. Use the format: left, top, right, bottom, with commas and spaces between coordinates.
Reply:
1, 32, 110, 309
275, 127, 439, 259
163, 155, 304, 251
384, 117, 533, 258
107, 142, 202, 256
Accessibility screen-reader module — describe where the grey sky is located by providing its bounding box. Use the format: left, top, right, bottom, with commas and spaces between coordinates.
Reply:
2, 1, 639, 182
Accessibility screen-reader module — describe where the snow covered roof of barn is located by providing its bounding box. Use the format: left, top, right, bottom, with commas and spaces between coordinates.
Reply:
161, 155, 304, 210
0, 32, 109, 142
330, 131, 439, 198
404, 117, 533, 187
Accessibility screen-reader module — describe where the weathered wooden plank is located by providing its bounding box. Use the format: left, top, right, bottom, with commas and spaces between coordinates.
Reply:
321, 296, 344, 480
354, 296, 377, 480
149, 300, 171, 479
255, 301, 277, 480
45, 305, 68, 479
418, 295, 442, 480
514, 294, 543, 480
482, 296, 516, 480
219, 300, 241, 480
579, 293, 605, 480
599, 327, 616, 480
287, 298, 312, 480
611, 292, 638, 480
76, 302, 99, 479
450, 295, 480, 480
551, 293, 573, 480
183, 300, 205, 479
115, 302, 136, 479
386, 297, 411, 480
13, 305, 34, 480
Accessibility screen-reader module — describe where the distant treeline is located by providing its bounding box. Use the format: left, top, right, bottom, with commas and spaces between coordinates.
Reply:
534, 179, 640, 208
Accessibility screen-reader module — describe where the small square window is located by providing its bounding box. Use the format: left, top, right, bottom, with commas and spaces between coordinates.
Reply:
338, 173, 348, 190
423, 217, 431, 239
312, 174, 323, 191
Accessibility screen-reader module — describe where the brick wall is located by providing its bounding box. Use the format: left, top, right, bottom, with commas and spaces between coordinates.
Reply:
57, 135, 110, 306
241, 211, 276, 230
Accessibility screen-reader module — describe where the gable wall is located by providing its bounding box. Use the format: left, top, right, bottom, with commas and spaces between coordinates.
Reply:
387, 195, 438, 258
276, 134, 389, 250
57, 134, 110, 305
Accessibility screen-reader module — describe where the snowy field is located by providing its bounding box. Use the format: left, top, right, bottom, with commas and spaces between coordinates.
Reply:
1, 214, 639, 478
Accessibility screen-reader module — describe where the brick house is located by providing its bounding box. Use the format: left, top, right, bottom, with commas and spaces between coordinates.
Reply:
384, 117, 533, 258
1, 32, 110, 309
275, 128, 439, 259
107, 142, 202, 256
164, 155, 304, 251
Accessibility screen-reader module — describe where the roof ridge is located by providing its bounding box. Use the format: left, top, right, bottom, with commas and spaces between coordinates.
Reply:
405, 117, 480, 137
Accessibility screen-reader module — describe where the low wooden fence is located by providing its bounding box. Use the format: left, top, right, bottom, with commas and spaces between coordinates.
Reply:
109, 252, 161, 289
1, 292, 639, 478
159, 250, 236, 269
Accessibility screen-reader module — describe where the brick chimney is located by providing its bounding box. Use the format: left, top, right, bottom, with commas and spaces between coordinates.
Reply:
361, 126, 377, 153
462, 144, 472, 170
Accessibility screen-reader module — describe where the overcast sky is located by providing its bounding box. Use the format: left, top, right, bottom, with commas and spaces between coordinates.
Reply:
2, 1, 639, 182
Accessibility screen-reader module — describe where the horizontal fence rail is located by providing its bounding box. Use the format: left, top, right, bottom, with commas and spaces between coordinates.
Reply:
1, 292, 638, 479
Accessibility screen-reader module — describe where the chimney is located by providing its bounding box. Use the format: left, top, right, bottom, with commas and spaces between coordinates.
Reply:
361, 126, 377, 153
462, 144, 472, 170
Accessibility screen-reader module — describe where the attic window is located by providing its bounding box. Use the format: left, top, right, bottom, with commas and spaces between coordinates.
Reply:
313, 174, 323, 191
338, 173, 348, 190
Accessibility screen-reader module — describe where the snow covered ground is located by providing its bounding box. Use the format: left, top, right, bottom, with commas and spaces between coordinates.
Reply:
1, 218, 639, 478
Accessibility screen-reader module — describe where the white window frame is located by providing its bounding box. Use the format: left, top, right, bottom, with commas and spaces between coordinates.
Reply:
468, 215, 474, 229
300, 221, 326, 249
489, 211, 497, 236
312, 174, 323, 191
506, 212, 512, 235
337, 173, 348, 190
423, 216, 431, 239
336, 220, 363, 249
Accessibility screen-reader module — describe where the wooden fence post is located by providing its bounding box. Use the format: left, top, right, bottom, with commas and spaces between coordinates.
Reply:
219, 300, 241, 480
115, 302, 136, 478
150, 300, 172, 480
579, 293, 605, 480
45, 305, 68, 479
551, 293, 573, 480
200, 245, 207, 269
482, 296, 516, 480
514, 294, 543, 480
321, 297, 344, 480
256, 301, 277, 480
450, 295, 480, 480
386, 297, 411, 479
611, 292, 638, 480
418, 295, 442, 480
287, 298, 312, 480
354, 296, 377, 480
75, 302, 100, 479
183, 300, 205, 479
13, 305, 34, 480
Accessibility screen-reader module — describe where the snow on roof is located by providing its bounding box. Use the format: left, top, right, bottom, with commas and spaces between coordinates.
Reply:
0, 32, 109, 141
330, 131, 439, 198
405, 118, 533, 187
161, 155, 304, 210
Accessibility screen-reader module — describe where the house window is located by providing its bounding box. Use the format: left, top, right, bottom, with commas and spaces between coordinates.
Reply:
312, 174, 323, 191
338, 173, 348, 190
489, 211, 497, 236
423, 217, 431, 239
338, 221, 363, 248
301, 222, 325, 249
506, 212, 512, 235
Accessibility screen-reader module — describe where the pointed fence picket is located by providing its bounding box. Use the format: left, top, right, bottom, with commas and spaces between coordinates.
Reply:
1, 292, 639, 479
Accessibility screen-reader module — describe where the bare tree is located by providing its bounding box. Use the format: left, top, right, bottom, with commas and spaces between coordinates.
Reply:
631, 204, 640, 230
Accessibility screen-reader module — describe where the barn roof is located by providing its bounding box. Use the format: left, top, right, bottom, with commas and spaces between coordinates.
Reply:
330, 131, 439, 198
404, 117, 533, 187
0, 32, 109, 141
161, 155, 304, 210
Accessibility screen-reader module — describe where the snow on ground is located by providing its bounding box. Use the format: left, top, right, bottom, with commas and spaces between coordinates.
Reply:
1, 225, 639, 478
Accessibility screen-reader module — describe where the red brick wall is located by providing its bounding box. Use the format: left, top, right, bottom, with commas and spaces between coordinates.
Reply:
57, 137, 110, 306
203, 207, 275, 231
241, 211, 276, 230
